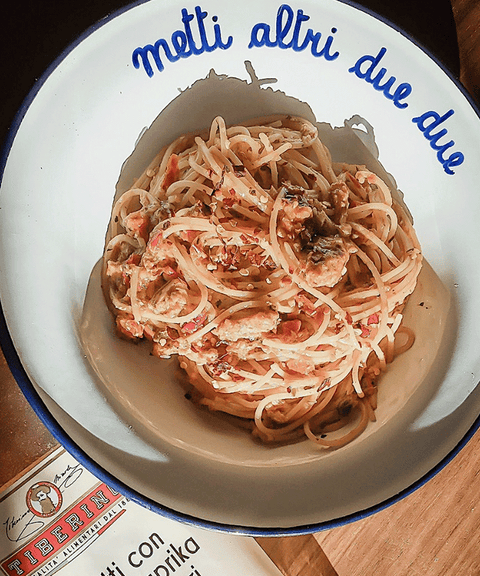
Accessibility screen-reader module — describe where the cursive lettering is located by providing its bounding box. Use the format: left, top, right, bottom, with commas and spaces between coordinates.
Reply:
4, 512, 45, 543
348, 47, 412, 109
53, 464, 83, 491
249, 4, 339, 60
412, 108, 464, 174
132, 5, 233, 77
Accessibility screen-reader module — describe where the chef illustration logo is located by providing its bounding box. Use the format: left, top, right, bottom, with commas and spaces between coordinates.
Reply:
26, 481, 63, 517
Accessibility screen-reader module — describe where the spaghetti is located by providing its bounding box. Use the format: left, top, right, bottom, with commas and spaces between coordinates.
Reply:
102, 115, 422, 448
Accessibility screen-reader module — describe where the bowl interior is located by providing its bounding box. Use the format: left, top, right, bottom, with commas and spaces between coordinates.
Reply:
79, 71, 453, 467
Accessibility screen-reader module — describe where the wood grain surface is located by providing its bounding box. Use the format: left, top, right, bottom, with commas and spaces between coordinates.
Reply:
454, 0, 480, 100
313, 428, 480, 576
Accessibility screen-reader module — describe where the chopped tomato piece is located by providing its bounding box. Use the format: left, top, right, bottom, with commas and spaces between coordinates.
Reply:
222, 197, 235, 207
150, 232, 162, 248
162, 154, 179, 191
359, 324, 371, 338
124, 211, 149, 241
126, 253, 141, 265
277, 319, 303, 344
182, 322, 196, 333
182, 311, 207, 334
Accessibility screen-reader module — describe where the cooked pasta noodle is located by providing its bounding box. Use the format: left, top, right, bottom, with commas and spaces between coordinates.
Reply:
102, 115, 422, 448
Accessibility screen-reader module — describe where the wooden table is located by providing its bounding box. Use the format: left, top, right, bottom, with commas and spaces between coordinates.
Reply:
1, 1, 479, 574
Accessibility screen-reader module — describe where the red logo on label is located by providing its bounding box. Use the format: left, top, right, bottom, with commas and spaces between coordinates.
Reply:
3, 484, 123, 576
26, 482, 63, 518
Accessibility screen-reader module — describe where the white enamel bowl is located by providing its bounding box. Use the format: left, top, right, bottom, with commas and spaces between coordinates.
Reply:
1, 0, 479, 535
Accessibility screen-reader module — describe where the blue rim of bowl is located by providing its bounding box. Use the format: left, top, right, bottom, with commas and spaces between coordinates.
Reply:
1, 0, 479, 537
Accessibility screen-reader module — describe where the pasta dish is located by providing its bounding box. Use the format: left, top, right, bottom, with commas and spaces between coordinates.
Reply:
102, 115, 422, 448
